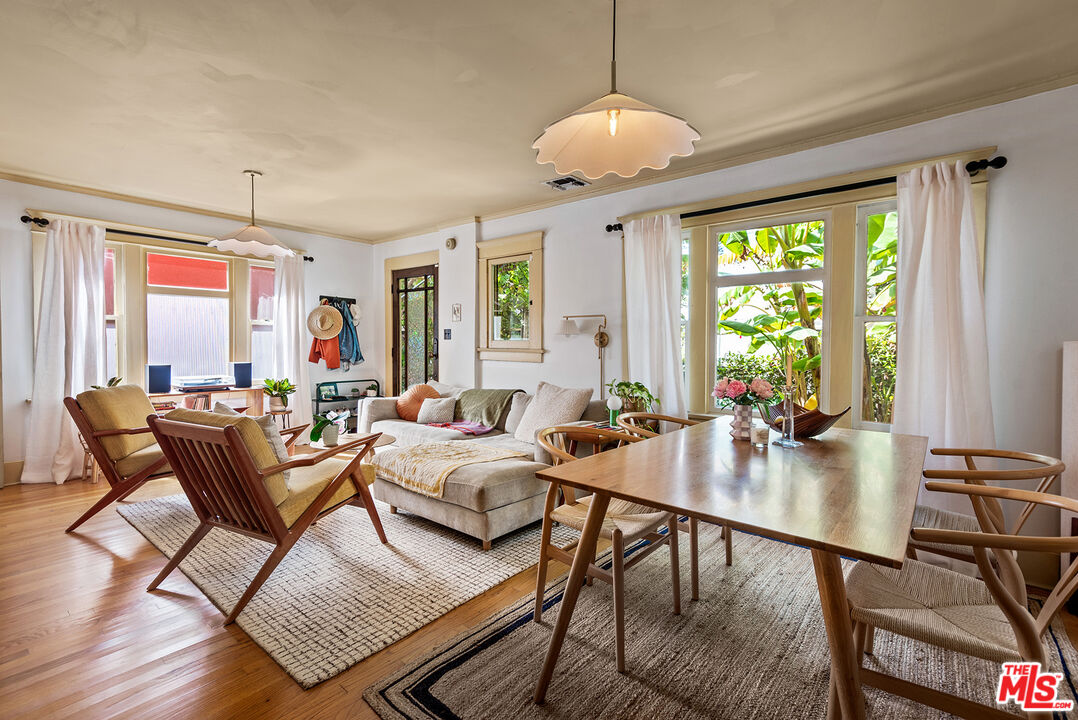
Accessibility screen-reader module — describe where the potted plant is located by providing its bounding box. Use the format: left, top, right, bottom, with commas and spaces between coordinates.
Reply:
91, 376, 123, 390
263, 378, 296, 412
366, 383, 379, 397
605, 379, 658, 414
713, 377, 782, 440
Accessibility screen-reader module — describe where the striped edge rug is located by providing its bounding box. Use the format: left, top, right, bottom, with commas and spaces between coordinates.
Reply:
364, 524, 1078, 720
116, 494, 581, 688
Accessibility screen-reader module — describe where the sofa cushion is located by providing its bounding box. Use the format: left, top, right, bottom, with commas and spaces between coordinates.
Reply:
163, 408, 290, 506
396, 384, 441, 422
470, 433, 539, 462
431, 458, 549, 513
76, 384, 158, 461
416, 397, 456, 424
504, 392, 531, 435
371, 419, 503, 447
513, 382, 593, 443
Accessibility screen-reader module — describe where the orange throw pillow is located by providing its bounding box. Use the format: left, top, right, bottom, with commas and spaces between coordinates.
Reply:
396, 384, 442, 422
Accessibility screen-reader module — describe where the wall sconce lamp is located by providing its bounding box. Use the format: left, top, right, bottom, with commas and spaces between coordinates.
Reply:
561, 314, 610, 398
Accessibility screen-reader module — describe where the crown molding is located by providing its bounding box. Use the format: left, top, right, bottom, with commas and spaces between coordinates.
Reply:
0, 169, 374, 244
370, 216, 480, 245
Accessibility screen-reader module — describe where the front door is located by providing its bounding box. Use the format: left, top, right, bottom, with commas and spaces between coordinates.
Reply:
391, 265, 438, 395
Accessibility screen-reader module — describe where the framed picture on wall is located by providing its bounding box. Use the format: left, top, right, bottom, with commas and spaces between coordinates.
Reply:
318, 383, 338, 401
451, 303, 462, 322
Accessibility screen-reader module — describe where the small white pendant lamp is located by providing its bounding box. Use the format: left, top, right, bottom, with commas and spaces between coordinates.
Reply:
210, 170, 295, 258
532, 0, 700, 180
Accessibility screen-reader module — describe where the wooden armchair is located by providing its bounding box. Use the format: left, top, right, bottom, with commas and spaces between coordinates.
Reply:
908, 448, 1064, 565
844, 481, 1078, 720
617, 412, 728, 599
534, 425, 681, 674
64, 385, 306, 533
146, 409, 384, 625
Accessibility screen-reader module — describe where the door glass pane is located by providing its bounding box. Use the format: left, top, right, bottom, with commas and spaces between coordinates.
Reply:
147, 294, 229, 377
715, 280, 823, 407
861, 320, 897, 424
715, 220, 825, 277
865, 211, 898, 314
405, 290, 427, 388
492, 260, 529, 340
426, 286, 436, 380
250, 266, 275, 321
146, 253, 228, 290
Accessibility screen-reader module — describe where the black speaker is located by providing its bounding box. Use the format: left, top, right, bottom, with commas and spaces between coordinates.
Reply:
146, 364, 171, 393
232, 362, 252, 389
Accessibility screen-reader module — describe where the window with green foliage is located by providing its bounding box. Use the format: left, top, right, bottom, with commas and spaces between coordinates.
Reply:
855, 201, 898, 428
492, 259, 530, 340
712, 218, 826, 408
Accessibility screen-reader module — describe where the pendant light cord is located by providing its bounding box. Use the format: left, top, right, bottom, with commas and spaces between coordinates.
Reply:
249, 171, 256, 225
610, 0, 617, 93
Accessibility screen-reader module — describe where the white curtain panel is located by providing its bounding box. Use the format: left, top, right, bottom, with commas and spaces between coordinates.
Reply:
893, 161, 995, 514
623, 214, 688, 418
272, 253, 314, 436
23, 220, 106, 484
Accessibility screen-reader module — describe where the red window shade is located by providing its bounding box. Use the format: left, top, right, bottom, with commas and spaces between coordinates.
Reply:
146, 253, 229, 290
104, 248, 116, 315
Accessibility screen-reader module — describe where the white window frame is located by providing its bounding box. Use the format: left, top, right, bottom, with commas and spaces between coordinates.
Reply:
852, 199, 898, 431
704, 210, 831, 412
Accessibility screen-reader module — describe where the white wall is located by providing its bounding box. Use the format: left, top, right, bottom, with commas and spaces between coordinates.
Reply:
0, 179, 376, 466
370, 84, 1078, 584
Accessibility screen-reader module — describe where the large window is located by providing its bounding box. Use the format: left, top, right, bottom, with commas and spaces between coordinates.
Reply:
854, 201, 898, 429
146, 253, 231, 377
477, 231, 545, 362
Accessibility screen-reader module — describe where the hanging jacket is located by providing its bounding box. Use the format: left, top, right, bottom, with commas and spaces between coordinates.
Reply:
309, 335, 341, 369
333, 299, 364, 369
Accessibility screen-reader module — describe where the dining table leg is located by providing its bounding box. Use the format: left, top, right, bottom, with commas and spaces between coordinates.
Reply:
533, 491, 612, 704
811, 548, 866, 720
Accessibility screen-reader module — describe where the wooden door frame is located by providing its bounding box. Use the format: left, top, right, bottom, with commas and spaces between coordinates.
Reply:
390, 264, 438, 395
383, 251, 439, 396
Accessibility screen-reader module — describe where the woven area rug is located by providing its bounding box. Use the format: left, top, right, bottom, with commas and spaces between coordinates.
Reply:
365, 525, 1078, 719
117, 494, 577, 688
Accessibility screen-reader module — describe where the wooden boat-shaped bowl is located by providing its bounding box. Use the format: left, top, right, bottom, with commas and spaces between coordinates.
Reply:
758, 403, 851, 439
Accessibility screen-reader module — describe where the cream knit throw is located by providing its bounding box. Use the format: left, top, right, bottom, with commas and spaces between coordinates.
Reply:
370, 441, 526, 498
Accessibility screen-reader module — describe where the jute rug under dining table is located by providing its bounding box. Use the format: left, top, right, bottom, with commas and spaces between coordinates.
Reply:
365, 523, 1078, 719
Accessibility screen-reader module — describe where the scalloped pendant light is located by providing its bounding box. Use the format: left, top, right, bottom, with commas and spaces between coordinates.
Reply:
532, 0, 700, 180
209, 170, 295, 259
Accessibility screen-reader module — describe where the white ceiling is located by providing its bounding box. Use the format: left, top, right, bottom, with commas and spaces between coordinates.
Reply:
2, 0, 1077, 242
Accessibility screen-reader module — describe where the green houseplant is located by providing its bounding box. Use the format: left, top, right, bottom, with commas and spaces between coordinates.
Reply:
263, 378, 296, 411
90, 376, 123, 390
605, 379, 658, 414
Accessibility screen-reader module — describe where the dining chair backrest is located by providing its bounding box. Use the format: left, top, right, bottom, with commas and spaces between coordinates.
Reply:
536, 425, 641, 467
923, 448, 1064, 535
914, 481, 1078, 659
616, 412, 697, 439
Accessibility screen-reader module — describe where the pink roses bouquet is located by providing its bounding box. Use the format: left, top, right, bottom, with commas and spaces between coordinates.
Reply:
712, 376, 781, 407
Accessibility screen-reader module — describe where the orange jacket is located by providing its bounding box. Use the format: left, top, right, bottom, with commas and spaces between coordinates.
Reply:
309, 336, 340, 369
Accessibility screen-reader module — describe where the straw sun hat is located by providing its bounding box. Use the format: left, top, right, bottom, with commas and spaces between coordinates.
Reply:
307, 305, 344, 339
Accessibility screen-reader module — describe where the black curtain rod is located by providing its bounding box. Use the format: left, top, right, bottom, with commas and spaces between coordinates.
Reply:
19, 215, 315, 261
604, 155, 1007, 233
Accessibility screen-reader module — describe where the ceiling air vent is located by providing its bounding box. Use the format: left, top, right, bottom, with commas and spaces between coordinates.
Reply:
544, 175, 591, 191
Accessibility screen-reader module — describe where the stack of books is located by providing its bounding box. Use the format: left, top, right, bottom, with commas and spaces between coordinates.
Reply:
151, 400, 177, 412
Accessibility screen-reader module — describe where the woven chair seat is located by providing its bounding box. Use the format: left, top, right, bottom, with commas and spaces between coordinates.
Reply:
551, 494, 671, 542
908, 504, 981, 559
846, 558, 1023, 664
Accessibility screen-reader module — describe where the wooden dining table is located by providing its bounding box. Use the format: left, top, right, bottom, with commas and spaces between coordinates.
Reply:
532, 416, 928, 719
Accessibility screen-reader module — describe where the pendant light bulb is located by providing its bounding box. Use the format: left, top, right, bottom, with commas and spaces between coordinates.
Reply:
607, 108, 620, 137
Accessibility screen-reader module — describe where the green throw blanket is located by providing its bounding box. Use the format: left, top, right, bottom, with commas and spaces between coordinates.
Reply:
454, 388, 521, 428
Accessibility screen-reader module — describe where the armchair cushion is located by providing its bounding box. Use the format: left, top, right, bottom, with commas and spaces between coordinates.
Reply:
213, 403, 291, 479
113, 444, 171, 479
276, 461, 375, 528
76, 384, 158, 460
164, 408, 290, 506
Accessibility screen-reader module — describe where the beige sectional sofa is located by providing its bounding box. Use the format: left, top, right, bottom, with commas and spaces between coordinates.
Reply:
357, 381, 606, 549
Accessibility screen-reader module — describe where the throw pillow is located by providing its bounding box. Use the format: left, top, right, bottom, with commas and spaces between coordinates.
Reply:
503, 392, 531, 435
396, 383, 441, 422
513, 382, 594, 444
416, 397, 456, 424
213, 402, 291, 474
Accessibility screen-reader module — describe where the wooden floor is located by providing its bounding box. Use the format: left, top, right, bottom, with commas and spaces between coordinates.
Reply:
0, 478, 574, 720
5, 479, 1078, 720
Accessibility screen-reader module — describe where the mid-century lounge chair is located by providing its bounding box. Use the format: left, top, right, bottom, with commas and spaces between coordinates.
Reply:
534, 425, 681, 674
617, 411, 729, 598
145, 409, 384, 625
907, 447, 1064, 565
843, 480, 1078, 720
63, 385, 175, 532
